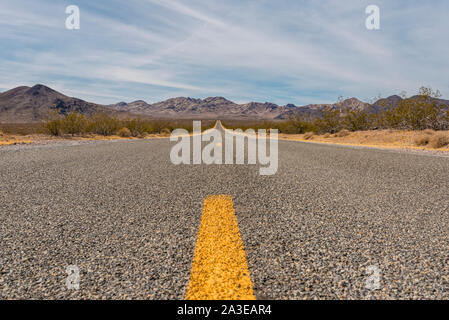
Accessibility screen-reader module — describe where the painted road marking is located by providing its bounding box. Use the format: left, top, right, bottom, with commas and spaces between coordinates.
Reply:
186, 195, 255, 300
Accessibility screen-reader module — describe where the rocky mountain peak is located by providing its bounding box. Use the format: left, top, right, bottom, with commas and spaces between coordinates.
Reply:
25, 84, 60, 97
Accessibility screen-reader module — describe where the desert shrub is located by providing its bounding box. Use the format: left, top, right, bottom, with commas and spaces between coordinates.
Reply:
160, 128, 171, 135
304, 132, 315, 140
117, 127, 132, 137
344, 110, 369, 131
43, 112, 63, 136
61, 112, 87, 136
288, 116, 316, 134
414, 134, 431, 146
144, 124, 155, 134
336, 129, 350, 137
368, 113, 383, 129
315, 109, 342, 134
282, 124, 298, 134
86, 113, 120, 136
429, 133, 449, 149
124, 119, 152, 136
44, 120, 62, 136
150, 121, 167, 134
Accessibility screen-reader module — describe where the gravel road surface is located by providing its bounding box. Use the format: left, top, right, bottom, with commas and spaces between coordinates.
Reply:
1, 126, 448, 299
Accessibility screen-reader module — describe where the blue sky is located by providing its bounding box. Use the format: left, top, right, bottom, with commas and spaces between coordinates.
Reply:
0, 0, 448, 105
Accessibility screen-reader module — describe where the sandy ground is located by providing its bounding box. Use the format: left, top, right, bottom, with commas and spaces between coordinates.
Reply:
279, 130, 449, 153
0, 133, 170, 146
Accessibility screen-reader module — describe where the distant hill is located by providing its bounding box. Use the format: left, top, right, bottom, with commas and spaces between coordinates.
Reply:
372, 95, 449, 112
108, 96, 298, 120
0, 84, 115, 123
294, 97, 372, 118
1, 84, 448, 122
372, 95, 404, 112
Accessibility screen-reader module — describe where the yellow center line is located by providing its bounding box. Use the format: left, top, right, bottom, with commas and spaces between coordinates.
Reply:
186, 195, 255, 300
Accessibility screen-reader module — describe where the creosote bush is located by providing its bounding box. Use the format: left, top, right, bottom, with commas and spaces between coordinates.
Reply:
86, 112, 120, 136
414, 134, 431, 146
429, 133, 449, 149
62, 112, 87, 136
43, 112, 63, 136
117, 127, 132, 137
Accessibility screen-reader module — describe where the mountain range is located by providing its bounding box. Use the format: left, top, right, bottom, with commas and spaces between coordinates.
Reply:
1, 84, 448, 123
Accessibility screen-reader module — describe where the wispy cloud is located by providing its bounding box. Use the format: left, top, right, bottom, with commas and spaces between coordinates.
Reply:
0, 0, 448, 105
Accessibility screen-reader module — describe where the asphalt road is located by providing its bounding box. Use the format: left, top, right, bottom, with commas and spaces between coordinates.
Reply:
1, 125, 449, 299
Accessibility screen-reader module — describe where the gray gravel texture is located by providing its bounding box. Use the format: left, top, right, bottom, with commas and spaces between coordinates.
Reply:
0, 127, 448, 299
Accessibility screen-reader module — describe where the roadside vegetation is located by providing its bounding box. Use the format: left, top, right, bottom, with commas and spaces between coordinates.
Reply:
223, 87, 449, 149
0, 114, 214, 145
41, 112, 214, 137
